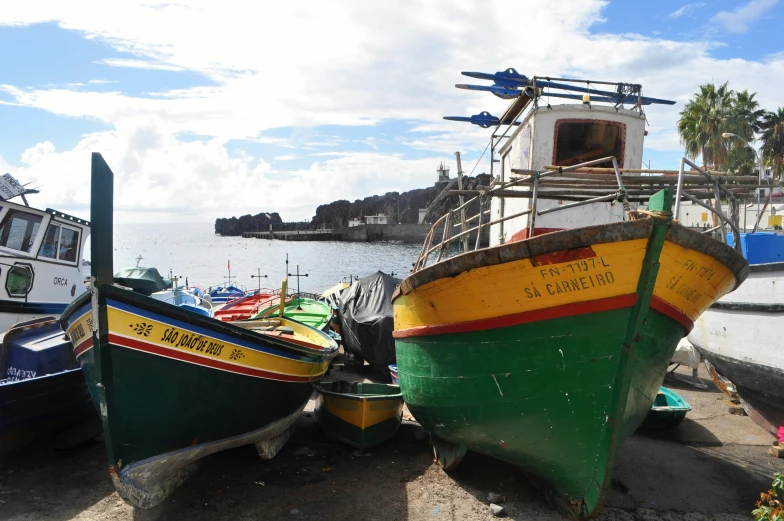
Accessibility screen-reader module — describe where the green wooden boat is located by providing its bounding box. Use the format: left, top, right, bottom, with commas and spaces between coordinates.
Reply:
60, 154, 338, 508
393, 189, 747, 519
638, 387, 691, 431
253, 297, 331, 331
314, 380, 403, 451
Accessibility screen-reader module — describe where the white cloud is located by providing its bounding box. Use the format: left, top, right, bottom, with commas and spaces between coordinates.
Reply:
273, 155, 298, 161
669, 2, 705, 19
0, 1, 783, 222
709, 0, 778, 34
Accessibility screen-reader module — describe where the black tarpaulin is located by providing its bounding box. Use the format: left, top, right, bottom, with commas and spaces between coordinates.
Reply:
339, 271, 399, 369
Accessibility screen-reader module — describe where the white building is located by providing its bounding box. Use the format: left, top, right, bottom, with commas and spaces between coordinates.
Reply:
348, 218, 362, 227
365, 215, 388, 225
418, 208, 428, 224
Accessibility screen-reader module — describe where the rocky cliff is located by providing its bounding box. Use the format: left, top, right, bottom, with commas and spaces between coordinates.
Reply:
215, 174, 492, 236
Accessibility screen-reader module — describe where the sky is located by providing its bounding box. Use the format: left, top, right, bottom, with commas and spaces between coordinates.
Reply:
0, 0, 782, 224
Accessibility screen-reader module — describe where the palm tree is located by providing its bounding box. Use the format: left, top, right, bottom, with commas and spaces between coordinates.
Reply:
726, 90, 766, 175
677, 82, 735, 170
761, 108, 784, 181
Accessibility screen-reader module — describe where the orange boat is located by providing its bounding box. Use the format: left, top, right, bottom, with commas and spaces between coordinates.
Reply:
213, 291, 283, 322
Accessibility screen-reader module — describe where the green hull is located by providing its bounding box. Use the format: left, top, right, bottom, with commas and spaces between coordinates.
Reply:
395, 307, 682, 515
253, 297, 331, 331
61, 287, 336, 508
316, 411, 402, 451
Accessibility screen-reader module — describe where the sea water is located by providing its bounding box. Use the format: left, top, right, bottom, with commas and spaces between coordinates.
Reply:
99, 223, 422, 293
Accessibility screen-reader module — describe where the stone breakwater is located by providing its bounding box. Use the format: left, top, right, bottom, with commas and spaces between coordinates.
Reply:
242, 222, 490, 245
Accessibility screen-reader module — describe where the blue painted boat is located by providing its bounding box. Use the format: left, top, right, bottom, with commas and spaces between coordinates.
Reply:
639, 387, 691, 431
209, 285, 247, 304
389, 364, 399, 385
0, 318, 98, 453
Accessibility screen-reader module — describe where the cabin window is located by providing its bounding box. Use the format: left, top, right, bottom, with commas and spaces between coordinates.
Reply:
59, 228, 79, 262
553, 120, 625, 168
39, 224, 60, 259
37, 224, 80, 263
0, 210, 42, 253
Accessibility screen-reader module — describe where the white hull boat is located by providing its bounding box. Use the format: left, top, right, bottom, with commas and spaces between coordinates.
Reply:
688, 260, 784, 436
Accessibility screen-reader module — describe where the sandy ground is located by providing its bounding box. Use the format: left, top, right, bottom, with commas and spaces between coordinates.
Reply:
1, 362, 783, 521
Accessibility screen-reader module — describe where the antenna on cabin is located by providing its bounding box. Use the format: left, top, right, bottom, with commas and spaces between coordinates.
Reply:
135, 255, 143, 267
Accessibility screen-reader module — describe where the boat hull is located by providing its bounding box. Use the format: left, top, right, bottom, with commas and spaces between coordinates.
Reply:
688, 263, 784, 436
393, 219, 746, 518
61, 286, 336, 508
638, 387, 691, 431
314, 382, 403, 451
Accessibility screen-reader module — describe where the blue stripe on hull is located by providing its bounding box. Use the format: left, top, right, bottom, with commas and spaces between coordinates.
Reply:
0, 301, 68, 315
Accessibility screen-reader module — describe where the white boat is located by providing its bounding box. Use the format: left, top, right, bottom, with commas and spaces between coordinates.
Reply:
688, 233, 784, 436
0, 176, 90, 332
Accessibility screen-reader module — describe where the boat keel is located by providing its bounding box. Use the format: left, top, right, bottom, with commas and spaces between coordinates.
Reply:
109, 404, 305, 508
431, 435, 467, 470
256, 423, 296, 460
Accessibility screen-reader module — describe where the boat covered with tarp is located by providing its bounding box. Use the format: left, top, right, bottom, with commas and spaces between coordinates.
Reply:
339, 271, 398, 369
114, 267, 171, 296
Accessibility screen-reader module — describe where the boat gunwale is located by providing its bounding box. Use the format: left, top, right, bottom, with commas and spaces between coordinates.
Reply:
313, 381, 402, 402
61, 286, 338, 362
393, 220, 748, 300
748, 261, 784, 273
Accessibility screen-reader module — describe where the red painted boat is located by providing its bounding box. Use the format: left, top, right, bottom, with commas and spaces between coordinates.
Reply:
213, 291, 283, 322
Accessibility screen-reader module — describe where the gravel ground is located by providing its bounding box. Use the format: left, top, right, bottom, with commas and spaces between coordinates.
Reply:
1, 364, 782, 520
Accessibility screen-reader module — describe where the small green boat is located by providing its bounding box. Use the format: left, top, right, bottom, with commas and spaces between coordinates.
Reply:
253, 297, 331, 331
639, 387, 691, 431
314, 380, 404, 451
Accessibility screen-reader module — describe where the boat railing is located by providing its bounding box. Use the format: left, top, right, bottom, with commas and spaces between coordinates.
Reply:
412, 155, 760, 272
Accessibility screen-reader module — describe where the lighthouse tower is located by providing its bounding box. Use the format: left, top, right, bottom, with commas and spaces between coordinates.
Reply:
436, 162, 450, 183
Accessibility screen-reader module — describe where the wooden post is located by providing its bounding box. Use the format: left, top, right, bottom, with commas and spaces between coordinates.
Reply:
528, 174, 538, 239
713, 182, 727, 243
90, 153, 114, 287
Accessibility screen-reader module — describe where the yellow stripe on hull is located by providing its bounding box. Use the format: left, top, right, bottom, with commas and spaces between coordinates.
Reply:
394, 238, 738, 332
395, 239, 647, 330
323, 395, 404, 429
653, 241, 737, 322
108, 306, 329, 378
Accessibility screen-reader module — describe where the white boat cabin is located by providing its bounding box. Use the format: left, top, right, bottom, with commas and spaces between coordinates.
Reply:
0, 198, 90, 331
491, 104, 646, 246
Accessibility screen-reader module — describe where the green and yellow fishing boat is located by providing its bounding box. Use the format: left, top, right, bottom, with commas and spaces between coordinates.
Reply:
393, 70, 751, 518
61, 154, 338, 508
314, 380, 403, 451
253, 297, 331, 331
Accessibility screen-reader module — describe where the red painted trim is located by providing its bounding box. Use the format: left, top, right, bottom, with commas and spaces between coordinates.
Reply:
108, 333, 319, 382
393, 293, 638, 339
650, 296, 694, 333
73, 337, 93, 358
509, 227, 563, 243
